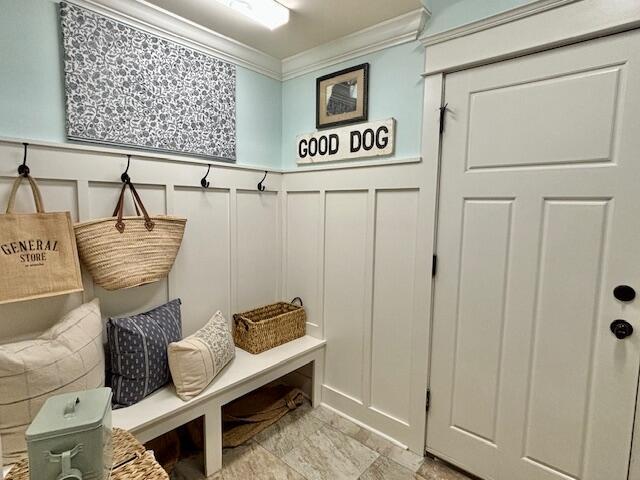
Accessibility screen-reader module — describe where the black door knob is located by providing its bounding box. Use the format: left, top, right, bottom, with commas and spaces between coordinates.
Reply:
614, 285, 636, 302
610, 320, 633, 339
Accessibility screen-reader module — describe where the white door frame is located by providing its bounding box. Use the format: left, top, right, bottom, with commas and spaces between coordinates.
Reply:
418, 0, 640, 475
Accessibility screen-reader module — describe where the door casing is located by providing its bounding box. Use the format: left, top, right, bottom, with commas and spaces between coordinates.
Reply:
418, 0, 640, 475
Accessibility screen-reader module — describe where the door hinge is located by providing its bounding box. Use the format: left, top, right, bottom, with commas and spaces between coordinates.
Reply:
438, 103, 448, 134
432, 255, 438, 277
426, 389, 431, 412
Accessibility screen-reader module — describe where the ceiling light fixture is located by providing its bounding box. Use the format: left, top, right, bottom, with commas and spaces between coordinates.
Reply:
215, 0, 290, 30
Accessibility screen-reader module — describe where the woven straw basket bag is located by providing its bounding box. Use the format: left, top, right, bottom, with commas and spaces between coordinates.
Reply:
6, 428, 168, 480
233, 297, 306, 354
74, 181, 186, 291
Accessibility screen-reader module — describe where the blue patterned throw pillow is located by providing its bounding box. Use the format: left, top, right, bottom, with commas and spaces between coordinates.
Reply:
107, 299, 182, 407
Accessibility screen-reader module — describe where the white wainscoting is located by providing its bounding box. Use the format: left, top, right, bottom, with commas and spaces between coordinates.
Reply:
0, 139, 437, 454
283, 159, 435, 453
0, 140, 283, 340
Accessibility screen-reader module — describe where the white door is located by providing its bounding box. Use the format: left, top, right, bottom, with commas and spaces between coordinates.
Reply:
427, 30, 640, 480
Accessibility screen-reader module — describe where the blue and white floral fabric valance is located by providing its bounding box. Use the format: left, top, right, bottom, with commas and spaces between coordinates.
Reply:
60, 2, 237, 160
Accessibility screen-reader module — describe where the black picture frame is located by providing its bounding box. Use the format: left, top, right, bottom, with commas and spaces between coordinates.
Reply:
316, 63, 369, 129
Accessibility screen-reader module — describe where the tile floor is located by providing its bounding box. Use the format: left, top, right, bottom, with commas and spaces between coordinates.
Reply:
172, 402, 472, 480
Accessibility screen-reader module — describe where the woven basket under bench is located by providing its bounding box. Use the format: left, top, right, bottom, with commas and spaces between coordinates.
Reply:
233, 297, 306, 354
6, 428, 168, 480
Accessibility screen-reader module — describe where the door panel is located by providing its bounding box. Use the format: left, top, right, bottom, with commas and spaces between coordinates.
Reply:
524, 200, 609, 477
452, 199, 513, 445
467, 66, 621, 170
428, 30, 640, 480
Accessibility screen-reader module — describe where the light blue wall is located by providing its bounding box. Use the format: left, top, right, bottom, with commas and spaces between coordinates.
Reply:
236, 67, 282, 168
0, 0, 536, 170
281, 41, 425, 169
0, 0, 282, 169
423, 0, 535, 35
0, 0, 66, 143
281, 0, 537, 169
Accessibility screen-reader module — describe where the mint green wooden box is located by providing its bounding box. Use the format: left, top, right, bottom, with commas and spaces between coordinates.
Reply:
25, 388, 113, 480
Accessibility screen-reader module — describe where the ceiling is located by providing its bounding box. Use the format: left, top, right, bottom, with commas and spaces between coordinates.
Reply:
144, 0, 423, 59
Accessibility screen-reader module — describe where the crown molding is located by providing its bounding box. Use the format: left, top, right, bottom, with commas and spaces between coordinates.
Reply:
418, 0, 579, 47
281, 8, 430, 81
64, 0, 283, 80
63, 1, 430, 82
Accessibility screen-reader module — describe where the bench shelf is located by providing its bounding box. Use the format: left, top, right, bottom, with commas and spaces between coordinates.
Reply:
112, 335, 326, 476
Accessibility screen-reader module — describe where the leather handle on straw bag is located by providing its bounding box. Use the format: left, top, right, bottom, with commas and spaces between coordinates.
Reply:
5, 175, 45, 214
290, 297, 303, 307
112, 181, 155, 233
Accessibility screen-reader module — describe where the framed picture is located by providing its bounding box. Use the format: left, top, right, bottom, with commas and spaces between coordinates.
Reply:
316, 63, 369, 129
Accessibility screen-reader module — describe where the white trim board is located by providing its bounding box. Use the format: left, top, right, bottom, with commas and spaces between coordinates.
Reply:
0, 136, 419, 174
319, 402, 407, 449
62, 0, 428, 81
0, 136, 281, 174
281, 8, 429, 81
419, 0, 579, 47
284, 156, 421, 174
420, 0, 640, 75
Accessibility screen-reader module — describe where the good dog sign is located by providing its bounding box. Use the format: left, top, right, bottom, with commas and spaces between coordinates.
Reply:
297, 118, 395, 164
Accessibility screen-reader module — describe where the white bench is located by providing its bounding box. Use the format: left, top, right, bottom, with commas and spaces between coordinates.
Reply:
112, 336, 325, 477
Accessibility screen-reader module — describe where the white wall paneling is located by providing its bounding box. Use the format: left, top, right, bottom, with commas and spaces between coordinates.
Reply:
282, 191, 324, 338
235, 190, 281, 312
283, 155, 438, 453
323, 189, 369, 404
0, 138, 439, 455
0, 140, 283, 340
170, 187, 231, 335
370, 189, 419, 424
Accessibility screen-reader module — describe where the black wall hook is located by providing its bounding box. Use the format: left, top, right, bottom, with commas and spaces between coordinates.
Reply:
121, 155, 131, 183
18, 143, 30, 177
257, 171, 267, 192
201, 164, 212, 188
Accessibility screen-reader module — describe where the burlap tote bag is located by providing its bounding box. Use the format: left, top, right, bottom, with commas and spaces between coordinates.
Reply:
74, 180, 186, 291
0, 175, 83, 304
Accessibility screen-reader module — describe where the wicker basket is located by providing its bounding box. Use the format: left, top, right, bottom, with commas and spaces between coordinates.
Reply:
111, 451, 168, 480
74, 181, 186, 290
233, 297, 306, 354
6, 428, 168, 480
